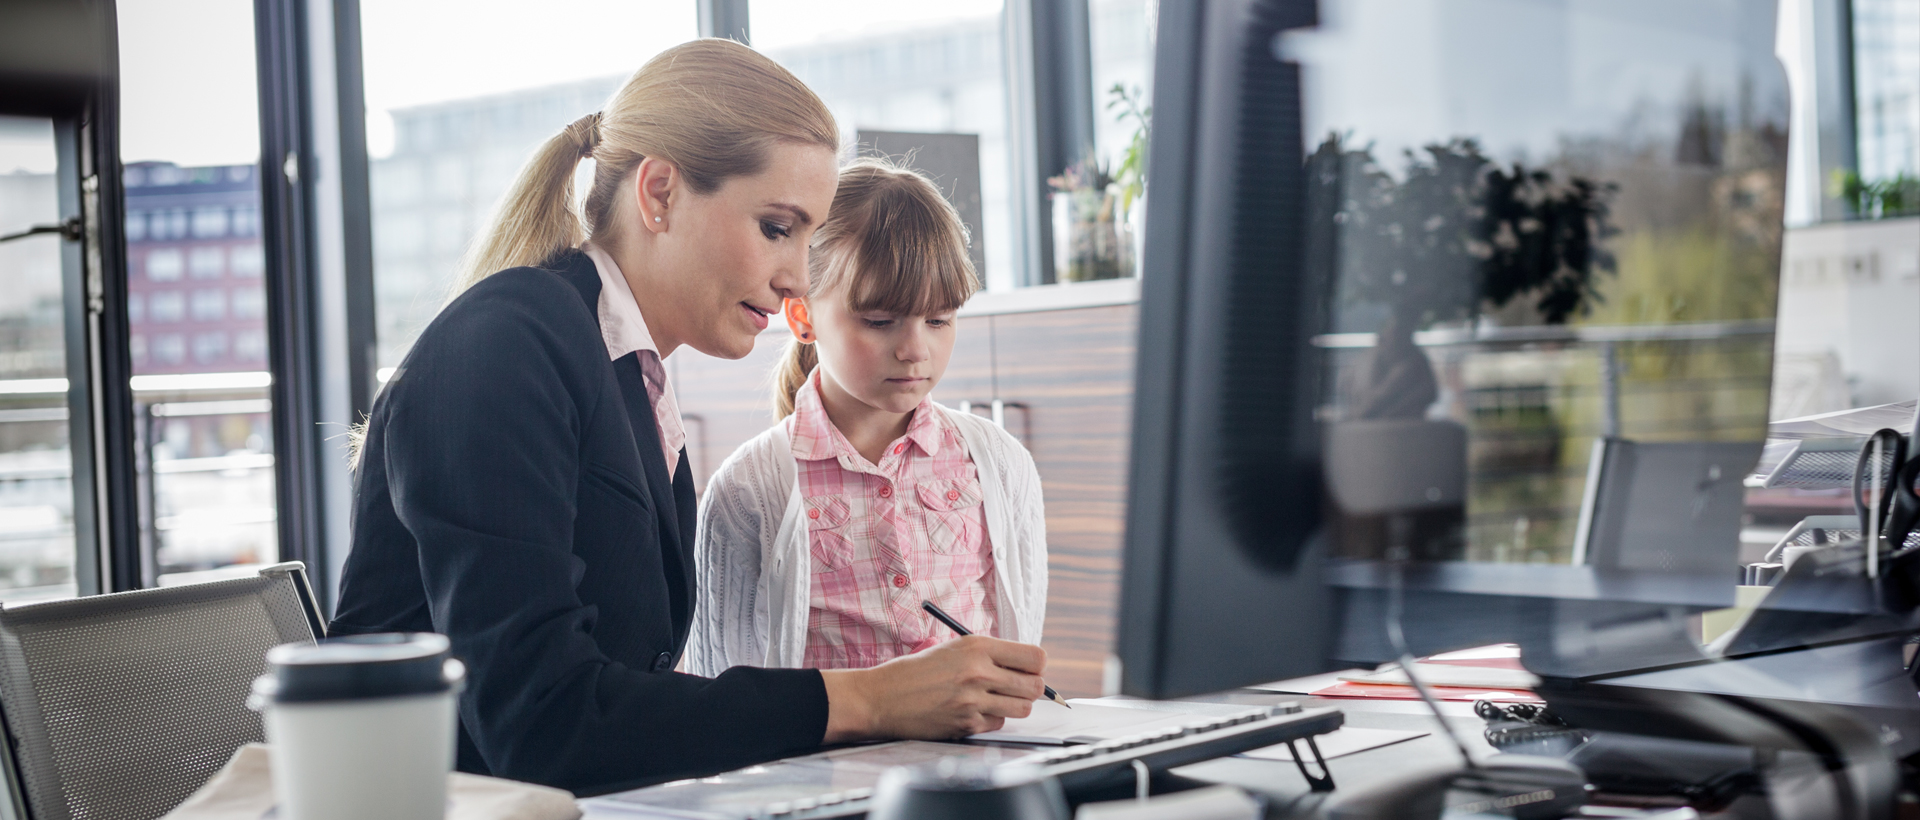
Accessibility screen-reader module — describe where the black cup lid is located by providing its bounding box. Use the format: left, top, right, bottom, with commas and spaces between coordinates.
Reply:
253, 633, 464, 703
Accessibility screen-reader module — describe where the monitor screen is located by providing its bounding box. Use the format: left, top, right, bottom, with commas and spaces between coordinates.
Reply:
1118, 0, 1788, 698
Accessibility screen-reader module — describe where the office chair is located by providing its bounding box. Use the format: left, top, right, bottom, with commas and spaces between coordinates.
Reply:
0, 562, 326, 820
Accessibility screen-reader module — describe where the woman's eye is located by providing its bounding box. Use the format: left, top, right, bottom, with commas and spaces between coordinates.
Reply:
761, 221, 791, 240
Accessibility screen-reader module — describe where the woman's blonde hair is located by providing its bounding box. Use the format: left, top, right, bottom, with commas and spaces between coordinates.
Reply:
353, 39, 836, 469
455, 38, 840, 291
772, 158, 980, 418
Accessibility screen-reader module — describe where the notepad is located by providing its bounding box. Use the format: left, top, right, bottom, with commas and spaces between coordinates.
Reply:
969, 699, 1202, 745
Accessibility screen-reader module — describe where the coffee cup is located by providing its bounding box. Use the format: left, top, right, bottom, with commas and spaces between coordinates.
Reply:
250, 633, 466, 820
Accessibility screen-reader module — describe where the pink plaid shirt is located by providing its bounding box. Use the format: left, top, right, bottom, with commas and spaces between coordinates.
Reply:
791, 372, 997, 670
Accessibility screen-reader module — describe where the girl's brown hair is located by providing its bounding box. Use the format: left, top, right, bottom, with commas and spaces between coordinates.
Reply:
454, 38, 839, 291
772, 158, 981, 418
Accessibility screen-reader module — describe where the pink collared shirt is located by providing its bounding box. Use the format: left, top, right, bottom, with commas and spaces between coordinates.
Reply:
791, 372, 997, 670
582, 243, 685, 478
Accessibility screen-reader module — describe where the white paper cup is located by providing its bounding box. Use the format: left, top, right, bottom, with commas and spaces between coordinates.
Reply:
250, 633, 466, 820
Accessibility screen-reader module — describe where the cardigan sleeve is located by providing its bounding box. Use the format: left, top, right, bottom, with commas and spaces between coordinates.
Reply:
689, 446, 771, 676
377, 270, 826, 793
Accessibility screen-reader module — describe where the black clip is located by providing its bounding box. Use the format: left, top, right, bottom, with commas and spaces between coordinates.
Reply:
1288, 736, 1336, 792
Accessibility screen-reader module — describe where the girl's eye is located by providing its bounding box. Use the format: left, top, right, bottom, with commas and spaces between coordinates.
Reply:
760, 221, 791, 241
863, 318, 894, 329
927, 318, 951, 328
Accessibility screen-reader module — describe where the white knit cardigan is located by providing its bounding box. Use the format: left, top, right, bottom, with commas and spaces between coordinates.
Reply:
687, 405, 1048, 675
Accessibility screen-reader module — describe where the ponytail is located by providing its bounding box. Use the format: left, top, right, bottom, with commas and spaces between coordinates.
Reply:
449, 39, 838, 297
453, 113, 601, 292
772, 338, 818, 419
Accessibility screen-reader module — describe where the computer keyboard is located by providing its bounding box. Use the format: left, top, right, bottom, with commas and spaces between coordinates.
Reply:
584, 702, 1344, 819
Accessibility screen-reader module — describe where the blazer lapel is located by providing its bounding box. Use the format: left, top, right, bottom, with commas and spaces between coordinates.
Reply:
613, 355, 684, 552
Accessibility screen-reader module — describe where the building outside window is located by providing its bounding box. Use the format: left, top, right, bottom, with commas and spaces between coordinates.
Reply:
0, 116, 82, 602
360, 0, 698, 374
118, 0, 280, 582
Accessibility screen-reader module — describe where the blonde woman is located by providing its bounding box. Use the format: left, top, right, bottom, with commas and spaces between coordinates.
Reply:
688, 160, 1048, 677
331, 41, 1047, 794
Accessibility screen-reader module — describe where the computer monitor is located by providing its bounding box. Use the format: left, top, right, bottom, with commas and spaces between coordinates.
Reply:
1117, 0, 1793, 699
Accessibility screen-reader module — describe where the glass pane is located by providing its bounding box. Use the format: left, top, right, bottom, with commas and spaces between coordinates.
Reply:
751, 0, 1017, 291
119, 0, 279, 583
1286, 1, 1790, 565
0, 116, 81, 603
360, 0, 699, 374
1068, 0, 1155, 282
1850, 0, 1920, 191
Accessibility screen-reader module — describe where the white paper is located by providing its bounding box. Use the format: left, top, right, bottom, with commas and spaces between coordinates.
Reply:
1237, 727, 1427, 761
970, 700, 1201, 745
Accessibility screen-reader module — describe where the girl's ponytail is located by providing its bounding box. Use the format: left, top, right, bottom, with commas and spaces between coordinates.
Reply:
454, 113, 601, 293
772, 338, 819, 419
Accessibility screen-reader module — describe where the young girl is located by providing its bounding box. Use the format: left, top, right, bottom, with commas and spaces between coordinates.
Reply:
688, 159, 1048, 674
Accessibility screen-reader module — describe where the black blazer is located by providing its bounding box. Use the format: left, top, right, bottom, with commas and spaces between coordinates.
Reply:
332, 249, 828, 794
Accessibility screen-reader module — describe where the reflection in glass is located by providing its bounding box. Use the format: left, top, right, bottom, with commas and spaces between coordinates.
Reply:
0, 116, 79, 602
1288, 0, 1789, 566
119, 0, 279, 582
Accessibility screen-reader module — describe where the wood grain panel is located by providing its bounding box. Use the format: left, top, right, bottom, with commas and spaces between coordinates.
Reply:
988, 305, 1138, 698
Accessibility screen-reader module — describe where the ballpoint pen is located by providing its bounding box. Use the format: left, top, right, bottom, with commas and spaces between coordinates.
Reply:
921, 599, 1070, 708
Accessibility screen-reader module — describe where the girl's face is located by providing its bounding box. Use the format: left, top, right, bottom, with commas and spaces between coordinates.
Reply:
628, 143, 839, 360
795, 288, 958, 416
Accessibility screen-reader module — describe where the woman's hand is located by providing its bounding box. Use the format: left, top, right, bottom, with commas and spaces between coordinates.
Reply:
819, 635, 1048, 743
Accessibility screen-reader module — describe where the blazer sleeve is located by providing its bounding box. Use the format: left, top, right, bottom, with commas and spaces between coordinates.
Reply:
380, 272, 827, 793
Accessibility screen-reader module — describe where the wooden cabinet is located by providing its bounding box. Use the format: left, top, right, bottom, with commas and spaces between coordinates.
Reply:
669, 300, 1140, 697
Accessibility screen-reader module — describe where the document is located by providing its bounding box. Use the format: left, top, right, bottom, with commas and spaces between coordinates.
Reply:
970, 699, 1201, 745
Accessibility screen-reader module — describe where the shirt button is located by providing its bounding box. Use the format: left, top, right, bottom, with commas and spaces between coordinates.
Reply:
807, 509, 820, 519
651, 652, 672, 672
893, 443, 905, 454
892, 575, 908, 588
878, 486, 893, 499
946, 489, 960, 501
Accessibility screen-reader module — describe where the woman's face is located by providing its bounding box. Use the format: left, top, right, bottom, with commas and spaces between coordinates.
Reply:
802, 288, 959, 416
632, 143, 839, 360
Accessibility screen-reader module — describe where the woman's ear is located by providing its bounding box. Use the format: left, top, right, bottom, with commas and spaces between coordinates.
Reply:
785, 298, 816, 343
634, 157, 676, 233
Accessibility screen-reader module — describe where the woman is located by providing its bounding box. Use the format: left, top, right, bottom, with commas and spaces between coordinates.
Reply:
689, 159, 1048, 676
331, 40, 1047, 795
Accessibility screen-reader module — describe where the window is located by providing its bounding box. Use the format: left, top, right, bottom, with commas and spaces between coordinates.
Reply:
0, 115, 83, 602
752, 0, 1018, 291
359, 0, 699, 372
230, 244, 263, 277
147, 248, 184, 281
191, 206, 230, 238
1079, 0, 1153, 280
119, 0, 280, 581
190, 290, 227, 322
126, 211, 149, 242
189, 246, 225, 278
149, 292, 186, 323
231, 288, 266, 320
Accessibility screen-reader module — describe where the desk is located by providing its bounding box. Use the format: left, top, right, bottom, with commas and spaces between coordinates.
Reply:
576, 676, 1770, 819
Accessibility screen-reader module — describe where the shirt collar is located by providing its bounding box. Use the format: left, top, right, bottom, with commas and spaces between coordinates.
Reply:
790, 370, 948, 463
583, 242, 660, 363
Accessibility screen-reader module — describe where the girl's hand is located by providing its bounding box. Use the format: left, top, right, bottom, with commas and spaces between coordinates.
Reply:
819, 635, 1048, 743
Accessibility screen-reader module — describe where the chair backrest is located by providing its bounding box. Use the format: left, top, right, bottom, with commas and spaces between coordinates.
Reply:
0, 563, 324, 820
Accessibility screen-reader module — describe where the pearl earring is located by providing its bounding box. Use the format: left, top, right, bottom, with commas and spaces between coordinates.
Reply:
653, 216, 662, 223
